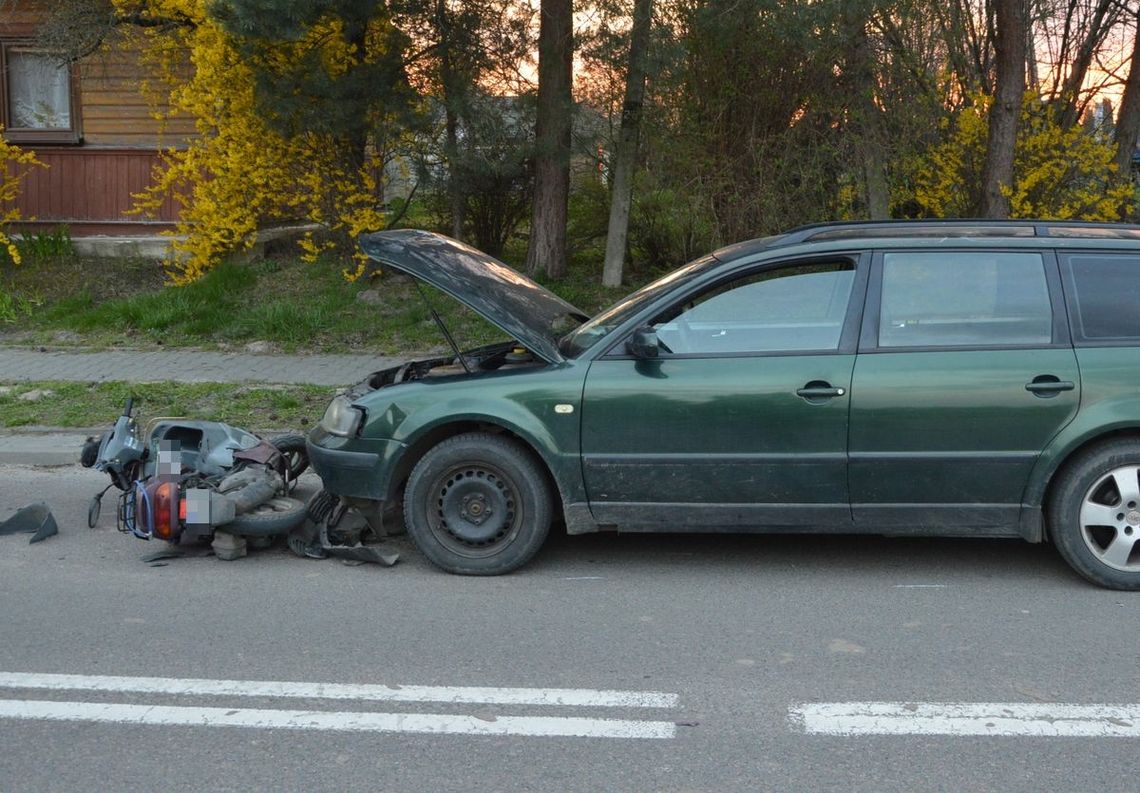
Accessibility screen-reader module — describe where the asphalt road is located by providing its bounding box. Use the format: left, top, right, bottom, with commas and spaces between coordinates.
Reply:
1, 464, 1137, 793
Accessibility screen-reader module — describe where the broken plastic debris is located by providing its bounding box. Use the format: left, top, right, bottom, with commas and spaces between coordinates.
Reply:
0, 502, 59, 544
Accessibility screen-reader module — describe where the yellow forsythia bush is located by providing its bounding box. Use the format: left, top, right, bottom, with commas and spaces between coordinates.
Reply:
0, 131, 44, 265
914, 92, 1132, 220
118, 1, 388, 283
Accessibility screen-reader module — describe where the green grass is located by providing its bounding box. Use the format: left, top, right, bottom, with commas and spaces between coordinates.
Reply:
0, 380, 336, 431
0, 252, 636, 354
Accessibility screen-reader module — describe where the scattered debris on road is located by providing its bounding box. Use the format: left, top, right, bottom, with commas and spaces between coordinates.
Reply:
0, 502, 58, 543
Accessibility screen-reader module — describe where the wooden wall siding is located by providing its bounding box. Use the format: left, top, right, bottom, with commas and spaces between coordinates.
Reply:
78, 44, 197, 148
11, 148, 181, 225
0, 1, 43, 29
1, 2, 196, 148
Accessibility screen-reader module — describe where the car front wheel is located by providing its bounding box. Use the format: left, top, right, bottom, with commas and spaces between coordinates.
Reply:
403, 432, 553, 575
1049, 439, 1140, 590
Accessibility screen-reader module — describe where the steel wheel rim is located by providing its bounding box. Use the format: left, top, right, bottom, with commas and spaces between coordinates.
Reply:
427, 463, 522, 558
1079, 465, 1140, 572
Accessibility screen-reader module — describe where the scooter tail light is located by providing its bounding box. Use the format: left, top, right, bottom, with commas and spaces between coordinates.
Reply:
151, 482, 177, 541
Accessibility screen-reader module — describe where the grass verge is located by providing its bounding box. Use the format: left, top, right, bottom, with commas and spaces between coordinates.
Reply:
0, 381, 335, 432
1, 253, 634, 354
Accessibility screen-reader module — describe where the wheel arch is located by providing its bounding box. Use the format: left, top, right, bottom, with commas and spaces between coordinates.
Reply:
386, 419, 566, 522
1036, 426, 1140, 540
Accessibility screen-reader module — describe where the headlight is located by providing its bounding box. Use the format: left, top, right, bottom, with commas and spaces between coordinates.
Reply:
319, 396, 366, 437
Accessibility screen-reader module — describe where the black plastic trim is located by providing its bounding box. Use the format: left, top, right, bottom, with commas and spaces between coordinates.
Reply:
305, 439, 384, 500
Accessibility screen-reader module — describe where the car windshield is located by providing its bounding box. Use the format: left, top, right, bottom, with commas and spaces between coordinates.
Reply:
560, 254, 721, 357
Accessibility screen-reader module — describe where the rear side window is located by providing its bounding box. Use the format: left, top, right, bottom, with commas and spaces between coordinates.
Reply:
878, 251, 1052, 348
1061, 254, 1140, 341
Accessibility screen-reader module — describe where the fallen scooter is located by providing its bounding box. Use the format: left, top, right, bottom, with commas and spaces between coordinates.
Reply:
81, 398, 310, 559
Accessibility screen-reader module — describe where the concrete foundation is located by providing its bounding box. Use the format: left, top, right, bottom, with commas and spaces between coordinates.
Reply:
49, 224, 321, 262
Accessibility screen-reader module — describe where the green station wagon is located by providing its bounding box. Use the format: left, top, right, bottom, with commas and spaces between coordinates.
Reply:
307, 221, 1140, 589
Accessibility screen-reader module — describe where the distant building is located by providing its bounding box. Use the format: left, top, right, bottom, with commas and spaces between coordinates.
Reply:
1, 0, 193, 236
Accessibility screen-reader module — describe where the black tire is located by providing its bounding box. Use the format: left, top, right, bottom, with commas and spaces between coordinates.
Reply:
1048, 439, 1140, 590
223, 496, 308, 537
403, 432, 553, 575
271, 435, 310, 480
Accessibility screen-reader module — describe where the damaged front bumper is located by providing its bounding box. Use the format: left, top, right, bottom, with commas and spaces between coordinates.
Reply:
305, 429, 405, 502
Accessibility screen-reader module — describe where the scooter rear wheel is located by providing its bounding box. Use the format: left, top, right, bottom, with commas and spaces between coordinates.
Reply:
223, 496, 308, 536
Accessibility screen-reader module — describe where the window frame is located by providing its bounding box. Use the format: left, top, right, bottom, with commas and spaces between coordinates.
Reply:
859, 247, 1070, 353
1059, 250, 1140, 347
601, 251, 871, 360
0, 38, 82, 145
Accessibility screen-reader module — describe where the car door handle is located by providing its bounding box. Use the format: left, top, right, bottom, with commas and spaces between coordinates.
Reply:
796, 384, 846, 399
1025, 378, 1075, 395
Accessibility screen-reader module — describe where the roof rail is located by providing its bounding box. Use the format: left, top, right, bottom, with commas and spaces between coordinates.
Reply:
779, 219, 1140, 244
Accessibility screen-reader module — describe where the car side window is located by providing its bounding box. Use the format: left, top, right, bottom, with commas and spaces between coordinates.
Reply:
1061, 253, 1140, 341
650, 260, 856, 355
878, 251, 1052, 348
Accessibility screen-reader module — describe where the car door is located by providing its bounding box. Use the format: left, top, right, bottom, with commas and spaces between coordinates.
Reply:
580, 253, 868, 530
849, 248, 1080, 532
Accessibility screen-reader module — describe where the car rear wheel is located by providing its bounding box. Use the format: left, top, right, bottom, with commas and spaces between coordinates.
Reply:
1048, 439, 1140, 590
403, 432, 552, 575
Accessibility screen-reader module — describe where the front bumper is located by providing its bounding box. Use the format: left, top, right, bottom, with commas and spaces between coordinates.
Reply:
306, 431, 404, 502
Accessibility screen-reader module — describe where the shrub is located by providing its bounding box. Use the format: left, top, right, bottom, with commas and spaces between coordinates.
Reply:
0, 132, 44, 266
913, 93, 1132, 220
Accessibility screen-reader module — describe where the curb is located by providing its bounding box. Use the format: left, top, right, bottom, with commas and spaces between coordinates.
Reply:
0, 430, 91, 467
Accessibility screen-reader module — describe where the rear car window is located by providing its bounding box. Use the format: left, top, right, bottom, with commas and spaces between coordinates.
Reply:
1061, 253, 1140, 341
878, 251, 1052, 348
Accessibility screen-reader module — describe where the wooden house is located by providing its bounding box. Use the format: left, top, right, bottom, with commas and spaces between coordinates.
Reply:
1, 1, 193, 236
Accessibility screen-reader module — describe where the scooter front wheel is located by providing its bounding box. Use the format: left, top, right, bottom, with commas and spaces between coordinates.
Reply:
270, 435, 310, 480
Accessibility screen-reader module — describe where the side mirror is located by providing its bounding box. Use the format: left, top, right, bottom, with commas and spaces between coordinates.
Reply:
625, 327, 659, 359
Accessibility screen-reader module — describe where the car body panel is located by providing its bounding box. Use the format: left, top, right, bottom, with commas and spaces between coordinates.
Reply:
1023, 346, 1140, 508
327, 362, 592, 510
849, 347, 1081, 531
581, 355, 855, 528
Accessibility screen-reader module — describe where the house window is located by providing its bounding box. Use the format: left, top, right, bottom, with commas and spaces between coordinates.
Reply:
1, 42, 80, 144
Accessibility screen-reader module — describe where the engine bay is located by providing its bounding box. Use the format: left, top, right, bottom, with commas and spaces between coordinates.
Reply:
366, 342, 545, 390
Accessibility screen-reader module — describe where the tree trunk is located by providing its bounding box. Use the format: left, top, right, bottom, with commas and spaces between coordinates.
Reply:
848, 12, 888, 219
981, 0, 1026, 218
863, 152, 889, 219
525, 0, 573, 279
437, 0, 465, 240
602, 0, 653, 287
1056, 0, 1117, 129
1114, 17, 1140, 187
1025, 18, 1039, 92
445, 105, 465, 239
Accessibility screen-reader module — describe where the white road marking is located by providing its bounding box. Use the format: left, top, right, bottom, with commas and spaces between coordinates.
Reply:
791, 702, 1140, 737
892, 584, 948, 589
0, 700, 676, 739
0, 672, 677, 708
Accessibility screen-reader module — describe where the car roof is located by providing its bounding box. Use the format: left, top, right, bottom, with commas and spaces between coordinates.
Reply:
712, 220, 1140, 262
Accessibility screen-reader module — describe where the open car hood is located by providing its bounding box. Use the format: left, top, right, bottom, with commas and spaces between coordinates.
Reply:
359, 230, 589, 364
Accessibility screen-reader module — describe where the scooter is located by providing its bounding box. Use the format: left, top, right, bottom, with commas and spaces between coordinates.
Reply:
81, 398, 310, 556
